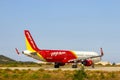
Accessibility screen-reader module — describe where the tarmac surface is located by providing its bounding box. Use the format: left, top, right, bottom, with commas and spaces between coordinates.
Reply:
0, 67, 120, 71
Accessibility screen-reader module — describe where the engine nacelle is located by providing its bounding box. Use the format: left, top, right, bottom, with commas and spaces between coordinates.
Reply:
82, 59, 93, 66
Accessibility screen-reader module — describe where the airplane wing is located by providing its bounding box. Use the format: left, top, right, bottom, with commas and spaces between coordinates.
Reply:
80, 48, 103, 60
86, 48, 103, 59
68, 48, 104, 62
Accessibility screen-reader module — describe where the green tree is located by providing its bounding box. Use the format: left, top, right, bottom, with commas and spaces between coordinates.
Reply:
73, 66, 87, 80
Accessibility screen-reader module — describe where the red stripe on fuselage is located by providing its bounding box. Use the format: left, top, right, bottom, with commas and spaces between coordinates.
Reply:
37, 50, 77, 63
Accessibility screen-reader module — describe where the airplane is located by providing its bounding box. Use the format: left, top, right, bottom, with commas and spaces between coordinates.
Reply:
15, 30, 104, 68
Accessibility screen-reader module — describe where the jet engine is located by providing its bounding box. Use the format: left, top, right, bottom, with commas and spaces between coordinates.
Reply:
82, 59, 93, 66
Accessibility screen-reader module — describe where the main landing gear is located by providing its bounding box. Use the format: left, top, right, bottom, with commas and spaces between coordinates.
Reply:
54, 62, 60, 68
72, 63, 78, 68
91, 63, 95, 68
54, 62, 66, 68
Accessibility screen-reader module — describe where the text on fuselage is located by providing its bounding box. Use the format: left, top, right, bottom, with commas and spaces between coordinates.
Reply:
51, 52, 66, 56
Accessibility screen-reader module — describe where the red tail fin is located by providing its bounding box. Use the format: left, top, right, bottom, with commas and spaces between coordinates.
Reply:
24, 30, 40, 51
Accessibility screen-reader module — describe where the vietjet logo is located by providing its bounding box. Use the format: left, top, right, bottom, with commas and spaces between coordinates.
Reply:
26, 31, 36, 50
51, 52, 66, 56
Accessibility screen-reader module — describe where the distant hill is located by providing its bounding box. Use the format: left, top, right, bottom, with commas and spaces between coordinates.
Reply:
0, 55, 16, 63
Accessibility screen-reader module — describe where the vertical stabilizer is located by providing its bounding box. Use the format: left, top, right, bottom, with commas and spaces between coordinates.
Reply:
24, 30, 40, 52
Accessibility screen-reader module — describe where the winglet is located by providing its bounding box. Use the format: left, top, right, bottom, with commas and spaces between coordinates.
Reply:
15, 48, 20, 55
100, 48, 104, 57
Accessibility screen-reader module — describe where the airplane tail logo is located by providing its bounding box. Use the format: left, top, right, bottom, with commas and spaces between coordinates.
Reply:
24, 30, 40, 52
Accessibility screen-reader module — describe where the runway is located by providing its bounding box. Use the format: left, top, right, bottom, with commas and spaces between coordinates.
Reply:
0, 67, 120, 71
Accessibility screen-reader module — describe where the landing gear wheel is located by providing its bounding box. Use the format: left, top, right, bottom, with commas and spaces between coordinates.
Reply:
54, 63, 60, 68
72, 63, 78, 68
72, 65, 77, 68
92, 63, 95, 68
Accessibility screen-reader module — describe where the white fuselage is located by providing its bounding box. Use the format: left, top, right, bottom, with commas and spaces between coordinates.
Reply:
74, 51, 101, 63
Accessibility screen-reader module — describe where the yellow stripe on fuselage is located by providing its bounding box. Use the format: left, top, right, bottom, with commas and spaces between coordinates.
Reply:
25, 38, 46, 61
70, 51, 78, 59
36, 52, 46, 61
25, 38, 35, 52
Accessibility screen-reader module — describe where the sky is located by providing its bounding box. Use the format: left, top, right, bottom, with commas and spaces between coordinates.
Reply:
0, 0, 120, 63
